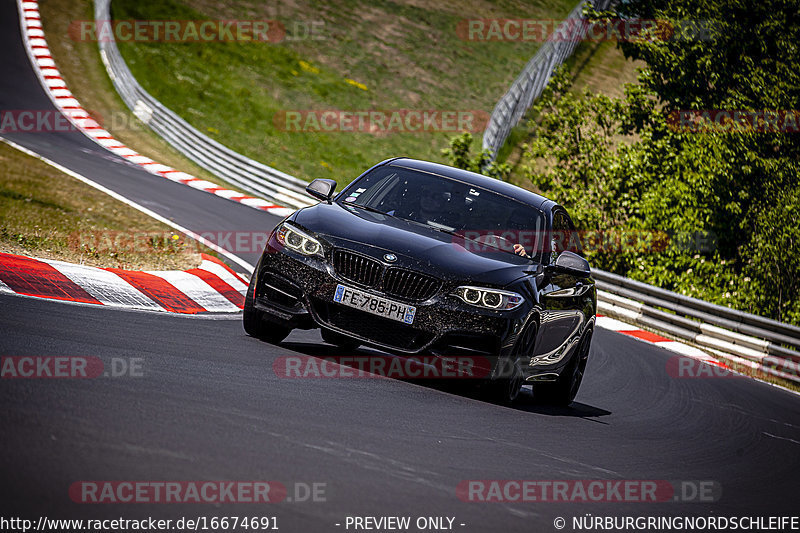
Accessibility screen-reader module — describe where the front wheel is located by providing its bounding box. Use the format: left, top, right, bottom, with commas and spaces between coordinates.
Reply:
243, 272, 291, 344
485, 355, 524, 405
533, 332, 591, 406
484, 323, 536, 405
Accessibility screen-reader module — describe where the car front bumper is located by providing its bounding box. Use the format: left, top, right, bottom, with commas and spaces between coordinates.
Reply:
252, 238, 524, 373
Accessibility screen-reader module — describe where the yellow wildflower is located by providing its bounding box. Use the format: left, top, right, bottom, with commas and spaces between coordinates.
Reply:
345, 78, 368, 91
299, 60, 320, 74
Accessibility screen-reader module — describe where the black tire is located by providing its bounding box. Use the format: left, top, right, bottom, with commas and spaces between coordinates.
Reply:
320, 328, 361, 351
484, 323, 536, 405
485, 355, 524, 405
243, 273, 291, 344
533, 331, 591, 406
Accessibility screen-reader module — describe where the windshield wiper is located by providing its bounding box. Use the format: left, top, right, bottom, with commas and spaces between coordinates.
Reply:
404, 219, 486, 246
348, 203, 390, 216
412, 221, 531, 258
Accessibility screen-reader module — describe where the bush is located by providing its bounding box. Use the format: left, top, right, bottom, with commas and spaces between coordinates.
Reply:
444, 0, 800, 324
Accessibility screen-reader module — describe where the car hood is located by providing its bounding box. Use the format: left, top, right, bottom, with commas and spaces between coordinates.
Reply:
292, 202, 536, 286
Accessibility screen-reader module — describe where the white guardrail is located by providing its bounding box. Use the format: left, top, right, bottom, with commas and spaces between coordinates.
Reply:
482, 0, 612, 158
93, 0, 800, 384
595, 270, 800, 383
94, 0, 313, 210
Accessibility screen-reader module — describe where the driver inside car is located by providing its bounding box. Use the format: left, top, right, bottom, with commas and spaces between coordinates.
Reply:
506, 206, 536, 258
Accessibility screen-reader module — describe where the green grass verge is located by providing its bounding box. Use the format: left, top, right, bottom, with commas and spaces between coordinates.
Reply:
0, 141, 208, 270
106, 0, 576, 185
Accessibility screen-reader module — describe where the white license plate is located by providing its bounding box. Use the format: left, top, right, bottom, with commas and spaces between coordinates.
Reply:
333, 284, 416, 324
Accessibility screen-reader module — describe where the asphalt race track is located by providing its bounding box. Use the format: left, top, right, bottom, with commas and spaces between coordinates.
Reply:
2, 1, 800, 530
3, 293, 800, 529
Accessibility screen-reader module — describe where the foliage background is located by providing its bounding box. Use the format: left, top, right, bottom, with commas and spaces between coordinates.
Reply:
444, 0, 800, 325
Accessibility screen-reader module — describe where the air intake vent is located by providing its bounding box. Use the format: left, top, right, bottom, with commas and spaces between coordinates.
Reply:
383, 268, 441, 301
332, 250, 383, 288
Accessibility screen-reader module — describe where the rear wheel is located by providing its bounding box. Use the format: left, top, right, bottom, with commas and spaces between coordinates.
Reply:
533, 331, 591, 406
243, 273, 291, 344
321, 328, 361, 351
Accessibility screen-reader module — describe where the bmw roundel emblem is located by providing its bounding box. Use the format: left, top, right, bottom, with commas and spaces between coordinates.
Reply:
384, 253, 397, 263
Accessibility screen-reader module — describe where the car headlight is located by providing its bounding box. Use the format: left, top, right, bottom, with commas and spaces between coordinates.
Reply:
454, 286, 524, 310
276, 222, 324, 257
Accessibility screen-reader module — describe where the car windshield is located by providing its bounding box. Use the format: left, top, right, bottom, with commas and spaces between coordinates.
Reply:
338, 165, 545, 258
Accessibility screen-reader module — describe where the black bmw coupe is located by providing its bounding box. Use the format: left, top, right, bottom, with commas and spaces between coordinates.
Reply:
244, 158, 596, 404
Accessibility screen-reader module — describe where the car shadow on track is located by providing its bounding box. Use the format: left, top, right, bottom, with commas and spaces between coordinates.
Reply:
280, 341, 612, 421
512, 390, 612, 422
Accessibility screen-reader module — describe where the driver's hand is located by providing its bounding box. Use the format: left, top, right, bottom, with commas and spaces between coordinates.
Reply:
513, 243, 528, 257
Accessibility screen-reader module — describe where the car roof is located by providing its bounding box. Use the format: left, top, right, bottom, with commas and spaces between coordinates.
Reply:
385, 158, 553, 211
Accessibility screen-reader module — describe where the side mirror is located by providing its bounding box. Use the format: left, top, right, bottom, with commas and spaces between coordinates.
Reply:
547, 250, 591, 278
306, 178, 337, 204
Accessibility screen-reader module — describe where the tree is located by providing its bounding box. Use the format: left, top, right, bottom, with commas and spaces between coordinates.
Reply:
441, 133, 511, 181
444, 0, 800, 324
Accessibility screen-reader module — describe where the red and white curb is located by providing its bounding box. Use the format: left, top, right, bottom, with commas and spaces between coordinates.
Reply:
596, 315, 800, 388
596, 315, 716, 361
16, 0, 294, 218
0, 252, 248, 314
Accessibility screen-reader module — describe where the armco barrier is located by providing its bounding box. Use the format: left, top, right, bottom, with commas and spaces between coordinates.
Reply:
482, 0, 612, 158
595, 269, 800, 383
94, 0, 313, 210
